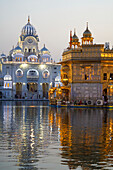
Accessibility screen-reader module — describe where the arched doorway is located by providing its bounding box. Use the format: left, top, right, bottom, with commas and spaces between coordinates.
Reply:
42, 83, 49, 98
16, 83, 22, 98
27, 83, 38, 92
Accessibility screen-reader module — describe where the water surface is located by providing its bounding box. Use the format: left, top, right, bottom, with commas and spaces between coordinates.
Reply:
0, 101, 113, 169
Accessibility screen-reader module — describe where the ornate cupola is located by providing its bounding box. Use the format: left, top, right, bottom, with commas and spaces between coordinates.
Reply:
19, 16, 40, 57
19, 16, 39, 43
81, 22, 94, 45
69, 29, 80, 49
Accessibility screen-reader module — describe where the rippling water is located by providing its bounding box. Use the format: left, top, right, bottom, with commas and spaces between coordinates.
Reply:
0, 101, 113, 169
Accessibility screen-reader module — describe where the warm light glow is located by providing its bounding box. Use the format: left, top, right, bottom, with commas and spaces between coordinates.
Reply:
20, 63, 28, 68
40, 65, 46, 69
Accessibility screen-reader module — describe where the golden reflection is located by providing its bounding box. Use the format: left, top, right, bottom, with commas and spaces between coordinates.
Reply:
48, 107, 113, 169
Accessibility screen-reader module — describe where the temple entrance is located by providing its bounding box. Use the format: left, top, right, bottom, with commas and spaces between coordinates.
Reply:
27, 83, 38, 92
42, 83, 49, 98
62, 89, 70, 101
16, 83, 22, 98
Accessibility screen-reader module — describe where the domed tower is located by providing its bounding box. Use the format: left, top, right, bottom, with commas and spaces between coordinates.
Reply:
69, 29, 80, 49
39, 44, 51, 63
81, 22, 94, 45
19, 16, 39, 58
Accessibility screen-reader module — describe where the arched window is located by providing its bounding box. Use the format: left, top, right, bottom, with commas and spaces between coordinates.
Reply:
28, 55, 38, 62
25, 48, 27, 53
27, 69, 39, 78
16, 69, 23, 77
42, 69, 50, 78
33, 49, 36, 53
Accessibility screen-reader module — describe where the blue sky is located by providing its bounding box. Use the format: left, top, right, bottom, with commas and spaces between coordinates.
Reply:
0, 0, 113, 61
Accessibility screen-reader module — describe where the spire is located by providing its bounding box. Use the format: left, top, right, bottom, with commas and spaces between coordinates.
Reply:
44, 44, 45, 48
28, 16, 30, 23
74, 28, 76, 35
86, 22, 88, 30
70, 30, 72, 48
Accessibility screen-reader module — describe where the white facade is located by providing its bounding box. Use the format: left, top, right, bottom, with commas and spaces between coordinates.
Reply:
0, 17, 61, 99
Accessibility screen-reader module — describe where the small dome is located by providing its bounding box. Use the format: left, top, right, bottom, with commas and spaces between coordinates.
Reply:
40, 44, 50, 55
4, 74, 12, 81
14, 46, 23, 51
83, 23, 92, 37
21, 16, 36, 36
72, 29, 79, 42
41, 45, 49, 52
12, 46, 24, 55
0, 53, 6, 58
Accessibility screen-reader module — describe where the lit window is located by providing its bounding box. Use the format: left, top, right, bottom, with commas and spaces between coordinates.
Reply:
110, 73, 113, 80
85, 74, 88, 80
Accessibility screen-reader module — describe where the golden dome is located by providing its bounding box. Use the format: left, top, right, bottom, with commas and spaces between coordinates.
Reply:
83, 22, 92, 38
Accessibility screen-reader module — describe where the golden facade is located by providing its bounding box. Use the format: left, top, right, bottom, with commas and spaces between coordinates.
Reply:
49, 23, 113, 103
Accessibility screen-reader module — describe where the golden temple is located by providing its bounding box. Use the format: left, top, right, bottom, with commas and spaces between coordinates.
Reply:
49, 23, 113, 105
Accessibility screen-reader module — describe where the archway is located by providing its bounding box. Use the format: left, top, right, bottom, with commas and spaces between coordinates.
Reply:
42, 83, 49, 98
27, 83, 38, 92
16, 83, 22, 98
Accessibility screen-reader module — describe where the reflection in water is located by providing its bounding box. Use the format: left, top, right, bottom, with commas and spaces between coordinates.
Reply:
0, 102, 113, 169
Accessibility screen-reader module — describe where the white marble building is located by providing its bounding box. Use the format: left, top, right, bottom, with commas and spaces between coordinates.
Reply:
0, 17, 61, 99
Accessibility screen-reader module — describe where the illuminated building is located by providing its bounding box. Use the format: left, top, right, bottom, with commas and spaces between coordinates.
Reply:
49, 23, 113, 103
0, 17, 61, 99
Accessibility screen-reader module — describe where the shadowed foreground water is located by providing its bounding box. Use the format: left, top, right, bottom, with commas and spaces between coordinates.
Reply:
0, 101, 113, 169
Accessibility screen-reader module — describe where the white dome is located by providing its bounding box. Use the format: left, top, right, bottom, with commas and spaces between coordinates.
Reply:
4, 75, 12, 81
0, 53, 6, 58
21, 17, 36, 36
40, 44, 50, 55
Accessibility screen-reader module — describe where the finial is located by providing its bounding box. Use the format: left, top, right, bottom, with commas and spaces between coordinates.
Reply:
70, 30, 72, 36
74, 28, 76, 35
44, 44, 45, 48
86, 22, 88, 29
28, 16, 30, 23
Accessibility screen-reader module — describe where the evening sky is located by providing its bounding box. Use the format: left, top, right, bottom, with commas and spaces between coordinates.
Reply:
0, 0, 113, 61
